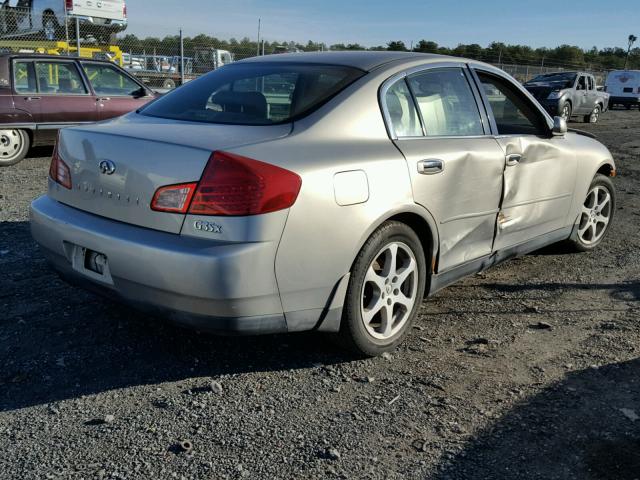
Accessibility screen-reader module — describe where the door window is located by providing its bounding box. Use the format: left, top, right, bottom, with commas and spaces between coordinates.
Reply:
577, 76, 587, 91
476, 72, 548, 136
384, 79, 422, 137
82, 63, 142, 96
34, 62, 87, 94
588, 76, 595, 90
406, 68, 484, 137
13, 61, 37, 93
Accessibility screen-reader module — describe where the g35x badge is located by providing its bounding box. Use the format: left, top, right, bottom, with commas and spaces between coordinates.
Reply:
194, 220, 223, 234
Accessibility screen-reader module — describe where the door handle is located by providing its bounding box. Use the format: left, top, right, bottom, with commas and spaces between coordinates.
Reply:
96, 97, 111, 102
25, 96, 40, 101
417, 159, 444, 175
506, 154, 522, 166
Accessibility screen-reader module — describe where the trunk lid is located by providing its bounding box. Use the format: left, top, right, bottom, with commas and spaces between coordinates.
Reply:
50, 113, 291, 234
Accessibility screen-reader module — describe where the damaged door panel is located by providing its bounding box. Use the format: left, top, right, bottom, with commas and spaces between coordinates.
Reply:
493, 135, 577, 250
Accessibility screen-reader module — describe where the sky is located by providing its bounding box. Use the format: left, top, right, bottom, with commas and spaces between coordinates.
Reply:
126, 0, 640, 51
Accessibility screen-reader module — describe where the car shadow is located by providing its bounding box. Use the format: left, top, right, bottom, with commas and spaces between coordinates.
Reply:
432, 358, 640, 480
0, 220, 355, 412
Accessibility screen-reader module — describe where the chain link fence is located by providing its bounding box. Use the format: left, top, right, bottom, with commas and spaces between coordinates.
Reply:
0, 5, 611, 90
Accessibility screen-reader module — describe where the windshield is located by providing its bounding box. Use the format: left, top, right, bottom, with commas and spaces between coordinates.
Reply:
525, 73, 577, 88
139, 63, 365, 125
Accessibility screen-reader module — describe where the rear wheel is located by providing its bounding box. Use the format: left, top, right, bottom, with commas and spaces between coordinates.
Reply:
0, 129, 30, 166
584, 104, 601, 123
162, 78, 176, 90
567, 174, 615, 251
42, 12, 59, 41
339, 221, 427, 356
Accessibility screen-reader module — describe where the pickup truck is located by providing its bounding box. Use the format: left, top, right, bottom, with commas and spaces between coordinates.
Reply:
0, 53, 155, 166
524, 71, 609, 123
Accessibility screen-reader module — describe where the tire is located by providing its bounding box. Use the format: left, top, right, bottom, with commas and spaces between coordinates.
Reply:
584, 104, 601, 123
560, 102, 572, 121
339, 221, 427, 356
162, 78, 176, 89
566, 174, 615, 252
42, 12, 59, 41
0, 129, 30, 166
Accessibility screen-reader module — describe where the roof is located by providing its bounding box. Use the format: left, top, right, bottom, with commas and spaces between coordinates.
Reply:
0, 53, 113, 63
237, 51, 452, 71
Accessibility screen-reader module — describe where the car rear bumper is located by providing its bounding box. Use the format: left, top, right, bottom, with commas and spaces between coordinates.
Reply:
29, 195, 289, 334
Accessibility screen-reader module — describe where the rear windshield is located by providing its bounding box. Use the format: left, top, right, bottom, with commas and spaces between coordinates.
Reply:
139, 63, 365, 125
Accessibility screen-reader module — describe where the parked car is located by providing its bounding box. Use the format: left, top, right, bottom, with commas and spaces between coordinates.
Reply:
0, 0, 127, 42
524, 71, 608, 123
0, 53, 155, 165
605, 70, 640, 110
30, 52, 616, 356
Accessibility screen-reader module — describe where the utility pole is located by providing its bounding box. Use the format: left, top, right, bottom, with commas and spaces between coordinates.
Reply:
256, 18, 261, 56
624, 34, 637, 70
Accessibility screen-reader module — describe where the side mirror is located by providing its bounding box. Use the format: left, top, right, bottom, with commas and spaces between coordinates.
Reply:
552, 116, 567, 136
132, 86, 148, 98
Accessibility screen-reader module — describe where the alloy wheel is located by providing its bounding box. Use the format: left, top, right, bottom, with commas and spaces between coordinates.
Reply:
590, 106, 600, 123
578, 185, 611, 245
561, 104, 571, 120
360, 241, 418, 340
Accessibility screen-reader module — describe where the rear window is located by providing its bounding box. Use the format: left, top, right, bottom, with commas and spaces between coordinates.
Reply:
139, 63, 364, 125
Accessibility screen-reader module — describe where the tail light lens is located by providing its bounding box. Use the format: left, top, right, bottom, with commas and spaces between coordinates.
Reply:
65, 0, 73, 11
188, 152, 302, 216
150, 151, 302, 217
123, 4, 127, 18
49, 140, 72, 189
151, 183, 197, 213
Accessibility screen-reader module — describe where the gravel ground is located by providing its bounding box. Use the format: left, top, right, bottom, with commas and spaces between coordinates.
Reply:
0, 111, 639, 480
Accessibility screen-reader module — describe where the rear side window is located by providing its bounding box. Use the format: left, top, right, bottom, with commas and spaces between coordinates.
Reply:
407, 68, 484, 137
140, 63, 364, 125
35, 61, 87, 95
385, 79, 422, 137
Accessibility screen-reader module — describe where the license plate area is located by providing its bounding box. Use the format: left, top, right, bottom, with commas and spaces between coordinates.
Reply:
70, 244, 114, 284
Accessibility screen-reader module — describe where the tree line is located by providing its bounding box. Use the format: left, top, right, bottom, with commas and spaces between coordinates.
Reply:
116, 34, 639, 70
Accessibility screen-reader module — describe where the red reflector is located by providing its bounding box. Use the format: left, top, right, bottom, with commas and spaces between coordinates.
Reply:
188, 151, 302, 216
49, 140, 72, 189
151, 183, 197, 213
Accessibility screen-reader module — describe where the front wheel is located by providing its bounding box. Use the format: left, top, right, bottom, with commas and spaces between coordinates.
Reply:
567, 174, 615, 251
339, 221, 427, 356
560, 102, 572, 121
0, 129, 30, 166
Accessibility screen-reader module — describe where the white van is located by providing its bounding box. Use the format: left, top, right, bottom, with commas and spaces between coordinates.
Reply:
605, 70, 640, 109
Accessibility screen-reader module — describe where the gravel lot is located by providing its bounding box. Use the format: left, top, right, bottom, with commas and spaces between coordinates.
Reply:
1, 111, 639, 480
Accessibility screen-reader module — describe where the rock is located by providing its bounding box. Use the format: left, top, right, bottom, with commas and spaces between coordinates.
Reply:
177, 440, 193, 453
529, 321, 552, 330
620, 408, 639, 422
103, 414, 115, 424
210, 380, 223, 395
325, 448, 341, 460
381, 352, 393, 361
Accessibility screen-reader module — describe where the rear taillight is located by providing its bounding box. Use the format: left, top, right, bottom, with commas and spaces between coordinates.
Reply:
49, 140, 72, 189
188, 152, 302, 216
65, 0, 73, 11
150, 151, 302, 217
123, 4, 127, 18
150, 183, 197, 213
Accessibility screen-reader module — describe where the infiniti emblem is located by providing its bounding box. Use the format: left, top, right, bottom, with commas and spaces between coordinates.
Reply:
99, 160, 116, 175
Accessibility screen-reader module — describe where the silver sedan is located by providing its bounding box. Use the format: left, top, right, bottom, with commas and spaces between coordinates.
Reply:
30, 52, 616, 356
